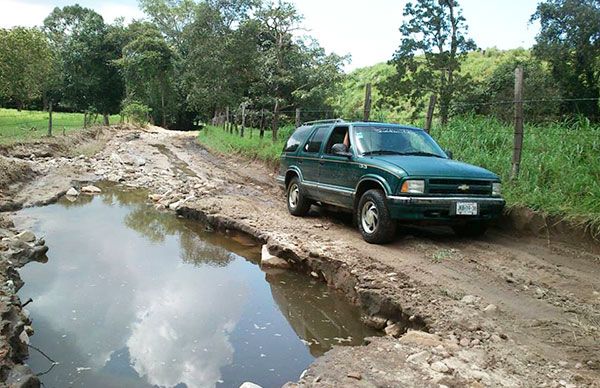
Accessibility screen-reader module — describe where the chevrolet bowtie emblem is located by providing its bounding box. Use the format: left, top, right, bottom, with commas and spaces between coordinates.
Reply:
458, 184, 470, 191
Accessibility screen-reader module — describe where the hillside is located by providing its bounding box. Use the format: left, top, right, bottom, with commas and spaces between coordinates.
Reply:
331, 48, 536, 122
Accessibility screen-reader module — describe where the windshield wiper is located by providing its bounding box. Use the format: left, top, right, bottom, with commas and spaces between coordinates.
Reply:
399, 151, 445, 158
362, 150, 404, 156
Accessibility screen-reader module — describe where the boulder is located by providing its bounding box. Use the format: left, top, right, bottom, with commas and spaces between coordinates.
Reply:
261, 245, 290, 269
14, 230, 35, 243
399, 330, 443, 347
66, 187, 79, 197
81, 185, 102, 194
239, 383, 262, 388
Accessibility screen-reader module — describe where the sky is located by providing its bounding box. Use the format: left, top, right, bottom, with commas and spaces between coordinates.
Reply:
0, 0, 541, 72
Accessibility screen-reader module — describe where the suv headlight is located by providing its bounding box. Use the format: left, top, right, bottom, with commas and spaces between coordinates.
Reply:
401, 180, 425, 194
492, 182, 502, 196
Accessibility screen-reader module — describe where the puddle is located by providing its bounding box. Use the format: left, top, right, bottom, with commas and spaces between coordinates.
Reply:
16, 184, 378, 388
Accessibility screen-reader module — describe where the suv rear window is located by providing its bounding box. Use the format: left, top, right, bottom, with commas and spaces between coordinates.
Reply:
284, 126, 313, 152
304, 126, 328, 153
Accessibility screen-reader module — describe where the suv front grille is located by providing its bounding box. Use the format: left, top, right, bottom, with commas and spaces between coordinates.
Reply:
428, 179, 492, 196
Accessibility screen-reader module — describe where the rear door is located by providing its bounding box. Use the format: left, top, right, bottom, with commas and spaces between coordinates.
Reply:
317, 125, 360, 208
297, 125, 329, 199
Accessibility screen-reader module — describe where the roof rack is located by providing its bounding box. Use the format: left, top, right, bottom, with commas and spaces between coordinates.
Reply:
302, 118, 346, 126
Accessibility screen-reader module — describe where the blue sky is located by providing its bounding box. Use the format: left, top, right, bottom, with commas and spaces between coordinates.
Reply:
1, 0, 541, 71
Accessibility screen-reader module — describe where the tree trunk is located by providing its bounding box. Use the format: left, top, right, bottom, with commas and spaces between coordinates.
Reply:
103, 113, 109, 126
83, 112, 88, 128
259, 109, 265, 139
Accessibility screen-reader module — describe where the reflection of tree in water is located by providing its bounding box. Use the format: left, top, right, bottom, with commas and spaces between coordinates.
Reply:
179, 230, 234, 267
101, 187, 148, 207
265, 271, 379, 358
124, 205, 181, 243
123, 200, 234, 267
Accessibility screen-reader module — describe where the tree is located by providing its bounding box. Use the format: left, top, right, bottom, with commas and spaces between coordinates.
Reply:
531, 0, 600, 120
255, 1, 305, 140
43, 5, 124, 123
0, 27, 54, 109
117, 23, 174, 127
383, 0, 476, 125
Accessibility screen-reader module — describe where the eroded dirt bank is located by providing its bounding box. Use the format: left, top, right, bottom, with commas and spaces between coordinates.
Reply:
1, 126, 599, 387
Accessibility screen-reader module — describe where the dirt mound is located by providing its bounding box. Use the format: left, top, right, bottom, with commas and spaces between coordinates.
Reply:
0, 157, 33, 191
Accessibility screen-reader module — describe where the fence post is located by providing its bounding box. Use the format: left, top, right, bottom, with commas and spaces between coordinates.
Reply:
260, 109, 265, 139
47, 99, 53, 137
240, 103, 246, 138
424, 94, 436, 133
295, 108, 301, 128
363, 83, 372, 121
511, 66, 524, 180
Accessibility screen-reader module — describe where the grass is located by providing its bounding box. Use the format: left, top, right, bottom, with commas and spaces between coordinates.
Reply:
197, 125, 293, 166
198, 116, 600, 229
0, 108, 120, 144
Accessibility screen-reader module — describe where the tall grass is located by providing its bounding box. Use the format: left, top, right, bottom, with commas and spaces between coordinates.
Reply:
197, 125, 293, 166
198, 117, 600, 225
431, 115, 600, 225
0, 108, 120, 144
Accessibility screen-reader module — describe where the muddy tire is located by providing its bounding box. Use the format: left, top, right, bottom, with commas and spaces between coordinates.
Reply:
287, 177, 311, 216
452, 221, 489, 238
357, 189, 396, 244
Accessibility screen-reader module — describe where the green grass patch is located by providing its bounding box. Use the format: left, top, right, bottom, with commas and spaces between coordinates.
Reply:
0, 108, 120, 144
199, 117, 600, 227
197, 125, 293, 166
430, 115, 600, 226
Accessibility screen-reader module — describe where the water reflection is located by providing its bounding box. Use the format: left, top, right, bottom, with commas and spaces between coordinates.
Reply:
17, 185, 378, 388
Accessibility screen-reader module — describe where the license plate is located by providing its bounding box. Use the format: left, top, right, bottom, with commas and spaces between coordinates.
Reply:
456, 202, 478, 215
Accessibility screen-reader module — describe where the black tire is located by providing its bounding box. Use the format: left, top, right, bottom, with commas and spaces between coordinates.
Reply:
452, 221, 489, 238
286, 177, 311, 216
357, 189, 397, 244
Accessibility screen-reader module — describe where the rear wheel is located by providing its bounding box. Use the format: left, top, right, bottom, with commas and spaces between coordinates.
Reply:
357, 189, 396, 244
452, 221, 489, 238
287, 177, 311, 216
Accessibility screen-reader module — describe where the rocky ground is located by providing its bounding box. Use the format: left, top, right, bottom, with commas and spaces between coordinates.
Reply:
0, 125, 599, 387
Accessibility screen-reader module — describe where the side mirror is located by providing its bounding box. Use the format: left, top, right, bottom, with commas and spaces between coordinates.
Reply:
331, 143, 352, 158
445, 149, 453, 159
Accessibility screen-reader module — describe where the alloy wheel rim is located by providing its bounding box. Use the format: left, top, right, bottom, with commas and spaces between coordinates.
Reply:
361, 201, 379, 234
289, 184, 299, 208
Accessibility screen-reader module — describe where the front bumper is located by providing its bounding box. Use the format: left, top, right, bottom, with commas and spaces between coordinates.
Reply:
387, 195, 505, 221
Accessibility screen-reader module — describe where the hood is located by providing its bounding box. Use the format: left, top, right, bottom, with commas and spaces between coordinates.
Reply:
371, 155, 499, 180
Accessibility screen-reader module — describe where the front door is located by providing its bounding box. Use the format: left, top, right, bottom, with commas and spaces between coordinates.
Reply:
318, 126, 360, 208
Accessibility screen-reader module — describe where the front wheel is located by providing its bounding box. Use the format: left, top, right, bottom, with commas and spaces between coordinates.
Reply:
287, 177, 311, 216
452, 221, 489, 238
357, 189, 396, 244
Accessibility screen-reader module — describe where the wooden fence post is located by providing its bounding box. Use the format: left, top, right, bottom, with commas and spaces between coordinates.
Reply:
240, 103, 246, 138
511, 66, 524, 180
363, 83, 372, 121
47, 99, 53, 137
424, 94, 437, 134
295, 108, 301, 128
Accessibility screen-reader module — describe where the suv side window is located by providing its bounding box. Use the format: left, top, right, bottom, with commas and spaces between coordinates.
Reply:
284, 126, 312, 152
325, 126, 350, 154
303, 126, 328, 153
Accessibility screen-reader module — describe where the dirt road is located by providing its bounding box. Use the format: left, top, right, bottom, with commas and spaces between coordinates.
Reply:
4, 126, 600, 387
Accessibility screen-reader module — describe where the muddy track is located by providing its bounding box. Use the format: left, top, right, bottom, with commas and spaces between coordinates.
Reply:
3, 127, 600, 387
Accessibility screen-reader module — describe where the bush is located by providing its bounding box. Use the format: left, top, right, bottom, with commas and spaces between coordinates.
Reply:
121, 101, 151, 126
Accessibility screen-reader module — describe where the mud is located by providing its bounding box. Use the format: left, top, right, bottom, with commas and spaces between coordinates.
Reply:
1, 126, 599, 387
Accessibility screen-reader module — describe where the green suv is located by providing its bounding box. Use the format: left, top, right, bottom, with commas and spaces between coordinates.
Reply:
276, 120, 505, 244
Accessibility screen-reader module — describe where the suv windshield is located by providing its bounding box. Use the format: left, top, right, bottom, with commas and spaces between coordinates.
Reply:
353, 126, 446, 158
